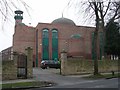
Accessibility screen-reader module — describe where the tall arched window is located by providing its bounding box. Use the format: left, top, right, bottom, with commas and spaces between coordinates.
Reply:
52, 29, 58, 60
42, 29, 49, 60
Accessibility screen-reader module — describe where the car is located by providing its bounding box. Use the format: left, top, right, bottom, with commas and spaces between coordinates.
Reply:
40, 60, 60, 69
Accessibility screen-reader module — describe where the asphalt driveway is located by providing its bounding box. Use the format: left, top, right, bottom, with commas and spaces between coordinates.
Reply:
33, 68, 90, 86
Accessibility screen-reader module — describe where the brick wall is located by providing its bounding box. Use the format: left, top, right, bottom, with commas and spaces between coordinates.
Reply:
2, 60, 17, 80
61, 52, 118, 75
13, 24, 35, 54
2, 47, 33, 80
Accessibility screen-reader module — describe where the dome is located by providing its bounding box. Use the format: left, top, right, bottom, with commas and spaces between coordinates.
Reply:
52, 17, 76, 26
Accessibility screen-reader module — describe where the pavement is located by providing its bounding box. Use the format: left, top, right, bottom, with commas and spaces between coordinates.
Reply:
1, 75, 90, 84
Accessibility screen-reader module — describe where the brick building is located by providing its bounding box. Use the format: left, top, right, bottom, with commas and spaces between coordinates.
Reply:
1, 47, 13, 61
13, 10, 99, 67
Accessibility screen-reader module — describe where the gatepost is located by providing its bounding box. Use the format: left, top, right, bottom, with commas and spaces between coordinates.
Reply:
25, 47, 33, 78
60, 49, 67, 75
13, 52, 18, 79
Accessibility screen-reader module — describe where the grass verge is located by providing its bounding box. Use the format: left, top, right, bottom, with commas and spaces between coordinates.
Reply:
1, 81, 56, 90
83, 72, 120, 79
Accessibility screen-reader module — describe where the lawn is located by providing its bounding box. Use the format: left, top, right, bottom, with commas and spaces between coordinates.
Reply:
1, 81, 56, 90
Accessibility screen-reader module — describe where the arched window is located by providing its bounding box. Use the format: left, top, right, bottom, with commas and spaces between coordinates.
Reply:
42, 29, 49, 60
52, 29, 58, 60
71, 34, 81, 39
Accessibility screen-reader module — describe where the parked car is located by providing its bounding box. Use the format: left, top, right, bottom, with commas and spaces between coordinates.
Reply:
40, 60, 60, 69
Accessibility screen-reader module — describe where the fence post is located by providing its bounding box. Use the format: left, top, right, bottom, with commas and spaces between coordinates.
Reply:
25, 47, 33, 78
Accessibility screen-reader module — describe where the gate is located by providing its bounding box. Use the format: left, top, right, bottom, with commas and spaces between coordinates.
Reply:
17, 54, 27, 78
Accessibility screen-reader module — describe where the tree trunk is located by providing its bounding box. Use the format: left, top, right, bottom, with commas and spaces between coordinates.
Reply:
101, 19, 105, 58
94, 21, 99, 75
93, 2, 99, 75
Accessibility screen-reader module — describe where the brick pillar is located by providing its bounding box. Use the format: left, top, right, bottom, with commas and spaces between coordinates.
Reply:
25, 47, 33, 78
12, 52, 18, 79
61, 50, 67, 75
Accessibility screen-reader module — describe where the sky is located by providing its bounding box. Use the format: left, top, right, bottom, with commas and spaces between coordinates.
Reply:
0, 0, 94, 52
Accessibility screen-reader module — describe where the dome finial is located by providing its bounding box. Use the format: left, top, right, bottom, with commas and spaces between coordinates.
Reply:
62, 12, 64, 18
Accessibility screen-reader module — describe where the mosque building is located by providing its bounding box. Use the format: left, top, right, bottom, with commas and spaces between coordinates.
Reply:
12, 10, 101, 67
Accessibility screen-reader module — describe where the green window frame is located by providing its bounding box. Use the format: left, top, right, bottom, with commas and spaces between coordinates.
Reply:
42, 29, 49, 60
52, 29, 58, 60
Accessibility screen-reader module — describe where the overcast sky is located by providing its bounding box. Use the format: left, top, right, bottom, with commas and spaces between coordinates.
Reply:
0, 0, 94, 52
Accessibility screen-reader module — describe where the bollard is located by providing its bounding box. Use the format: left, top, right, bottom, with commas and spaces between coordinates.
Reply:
60, 60, 61, 75
111, 71, 114, 76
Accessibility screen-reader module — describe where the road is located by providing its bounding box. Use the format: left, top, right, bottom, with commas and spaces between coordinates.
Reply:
32, 68, 119, 89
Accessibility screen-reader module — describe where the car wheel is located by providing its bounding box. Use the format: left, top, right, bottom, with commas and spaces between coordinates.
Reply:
42, 67, 45, 69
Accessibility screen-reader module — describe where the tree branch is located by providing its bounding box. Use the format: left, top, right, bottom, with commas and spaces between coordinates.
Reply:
103, 1, 111, 17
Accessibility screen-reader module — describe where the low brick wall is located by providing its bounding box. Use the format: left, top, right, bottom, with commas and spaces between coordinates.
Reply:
61, 57, 118, 75
2, 60, 17, 80
2, 47, 33, 81
98, 60, 118, 73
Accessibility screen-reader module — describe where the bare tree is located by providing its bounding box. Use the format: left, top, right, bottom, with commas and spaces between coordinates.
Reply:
67, 0, 120, 75
88, 1, 119, 75
0, 0, 30, 29
87, 2, 100, 75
